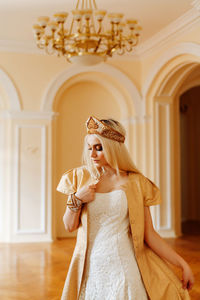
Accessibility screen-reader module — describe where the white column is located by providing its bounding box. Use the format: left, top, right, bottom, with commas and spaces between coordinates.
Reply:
155, 101, 176, 237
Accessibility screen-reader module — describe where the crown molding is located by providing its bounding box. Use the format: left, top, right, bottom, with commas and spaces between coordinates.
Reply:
0, 8, 199, 60
0, 39, 42, 54
0, 39, 140, 60
137, 8, 200, 58
192, 0, 200, 10
0, 110, 58, 120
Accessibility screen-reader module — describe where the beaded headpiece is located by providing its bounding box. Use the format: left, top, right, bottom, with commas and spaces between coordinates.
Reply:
86, 116, 125, 143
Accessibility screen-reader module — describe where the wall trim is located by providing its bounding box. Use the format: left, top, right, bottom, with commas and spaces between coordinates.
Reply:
137, 8, 200, 58
192, 0, 200, 10
0, 110, 57, 120
179, 78, 200, 95
142, 42, 200, 99
0, 39, 140, 60
53, 71, 133, 118
0, 39, 41, 54
14, 124, 47, 235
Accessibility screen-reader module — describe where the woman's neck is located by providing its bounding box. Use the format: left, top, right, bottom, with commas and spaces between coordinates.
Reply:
97, 165, 116, 177
99, 166, 127, 178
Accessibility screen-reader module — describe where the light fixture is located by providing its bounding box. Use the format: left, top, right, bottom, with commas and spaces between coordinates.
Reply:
33, 0, 142, 66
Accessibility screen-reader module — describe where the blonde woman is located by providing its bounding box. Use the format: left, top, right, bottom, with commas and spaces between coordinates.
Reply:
57, 116, 194, 300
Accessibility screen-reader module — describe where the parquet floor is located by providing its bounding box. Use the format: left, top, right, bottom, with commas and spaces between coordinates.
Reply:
0, 235, 199, 300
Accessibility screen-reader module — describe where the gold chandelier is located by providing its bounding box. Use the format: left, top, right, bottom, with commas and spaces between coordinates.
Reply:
33, 0, 142, 66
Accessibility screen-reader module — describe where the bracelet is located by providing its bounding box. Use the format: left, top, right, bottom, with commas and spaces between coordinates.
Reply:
73, 193, 83, 207
67, 193, 83, 212
68, 206, 81, 213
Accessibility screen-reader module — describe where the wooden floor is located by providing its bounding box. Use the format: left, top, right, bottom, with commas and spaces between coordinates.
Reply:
0, 235, 199, 300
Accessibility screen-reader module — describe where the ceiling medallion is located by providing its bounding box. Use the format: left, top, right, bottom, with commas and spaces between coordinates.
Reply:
33, 0, 142, 66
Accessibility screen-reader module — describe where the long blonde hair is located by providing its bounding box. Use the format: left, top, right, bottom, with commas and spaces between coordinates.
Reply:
82, 118, 140, 179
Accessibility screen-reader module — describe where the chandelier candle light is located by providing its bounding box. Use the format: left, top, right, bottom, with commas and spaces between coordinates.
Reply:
33, 0, 142, 66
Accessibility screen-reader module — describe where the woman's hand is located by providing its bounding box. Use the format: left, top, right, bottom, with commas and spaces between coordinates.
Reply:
75, 184, 97, 204
181, 262, 195, 290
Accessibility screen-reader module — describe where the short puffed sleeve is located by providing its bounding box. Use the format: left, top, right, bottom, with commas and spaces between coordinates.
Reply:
140, 175, 162, 206
56, 168, 77, 195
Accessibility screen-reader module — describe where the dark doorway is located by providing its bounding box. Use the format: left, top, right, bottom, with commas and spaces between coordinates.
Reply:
180, 86, 200, 235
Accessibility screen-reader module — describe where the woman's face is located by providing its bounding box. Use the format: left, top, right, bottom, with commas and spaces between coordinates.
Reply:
87, 135, 108, 168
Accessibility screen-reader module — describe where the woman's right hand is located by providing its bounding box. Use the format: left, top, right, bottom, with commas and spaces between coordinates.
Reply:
75, 184, 97, 204
181, 261, 195, 290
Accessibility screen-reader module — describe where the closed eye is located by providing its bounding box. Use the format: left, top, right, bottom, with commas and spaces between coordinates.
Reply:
87, 144, 103, 151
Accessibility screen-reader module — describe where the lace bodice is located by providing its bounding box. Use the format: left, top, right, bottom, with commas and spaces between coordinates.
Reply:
79, 190, 148, 300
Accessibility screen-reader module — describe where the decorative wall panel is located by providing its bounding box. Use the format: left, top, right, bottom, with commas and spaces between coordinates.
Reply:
15, 125, 46, 234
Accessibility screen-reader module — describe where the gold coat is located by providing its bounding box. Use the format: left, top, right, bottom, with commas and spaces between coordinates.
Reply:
57, 166, 190, 300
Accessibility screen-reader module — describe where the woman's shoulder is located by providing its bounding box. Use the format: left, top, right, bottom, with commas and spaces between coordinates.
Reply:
62, 165, 93, 183
128, 171, 161, 206
57, 165, 91, 194
128, 171, 143, 181
62, 165, 90, 177
128, 171, 159, 188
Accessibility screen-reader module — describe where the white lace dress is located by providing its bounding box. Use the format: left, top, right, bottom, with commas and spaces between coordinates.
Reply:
79, 190, 148, 300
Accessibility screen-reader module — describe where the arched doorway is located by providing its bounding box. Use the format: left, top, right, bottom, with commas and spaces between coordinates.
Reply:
179, 85, 200, 235
144, 48, 200, 238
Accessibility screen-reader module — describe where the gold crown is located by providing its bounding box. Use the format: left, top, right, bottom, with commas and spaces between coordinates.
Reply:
86, 116, 125, 143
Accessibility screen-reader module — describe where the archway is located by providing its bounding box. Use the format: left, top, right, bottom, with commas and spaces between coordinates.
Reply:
41, 64, 144, 238
52, 73, 140, 238
145, 46, 200, 237
41, 64, 142, 115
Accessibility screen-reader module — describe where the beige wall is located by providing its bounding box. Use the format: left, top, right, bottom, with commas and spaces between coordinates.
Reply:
0, 53, 67, 110
0, 19, 200, 242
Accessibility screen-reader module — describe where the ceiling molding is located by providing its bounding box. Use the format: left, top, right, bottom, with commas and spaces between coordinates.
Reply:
137, 8, 200, 58
192, 0, 200, 10
0, 39, 41, 54
0, 39, 141, 60
0, 110, 57, 120
0, 8, 199, 60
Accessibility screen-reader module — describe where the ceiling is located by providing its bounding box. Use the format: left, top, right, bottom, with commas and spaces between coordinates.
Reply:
0, 0, 196, 49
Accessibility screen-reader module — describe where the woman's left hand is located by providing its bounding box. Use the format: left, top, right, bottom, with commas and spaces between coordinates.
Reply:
181, 262, 195, 290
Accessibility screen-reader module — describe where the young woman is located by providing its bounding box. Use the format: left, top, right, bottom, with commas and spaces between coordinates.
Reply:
57, 116, 194, 300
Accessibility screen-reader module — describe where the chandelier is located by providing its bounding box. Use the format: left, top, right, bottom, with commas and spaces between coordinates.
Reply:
33, 0, 142, 66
